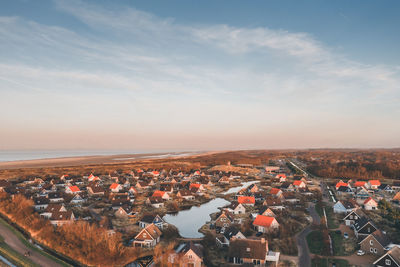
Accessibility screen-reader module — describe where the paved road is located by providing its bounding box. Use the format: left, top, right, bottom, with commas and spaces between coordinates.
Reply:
296, 203, 321, 267
0, 222, 63, 267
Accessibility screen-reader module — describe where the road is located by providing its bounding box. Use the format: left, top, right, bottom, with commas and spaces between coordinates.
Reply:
296, 203, 321, 267
0, 222, 63, 267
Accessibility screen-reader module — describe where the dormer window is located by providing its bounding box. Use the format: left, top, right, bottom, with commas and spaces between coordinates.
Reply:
386, 259, 391, 265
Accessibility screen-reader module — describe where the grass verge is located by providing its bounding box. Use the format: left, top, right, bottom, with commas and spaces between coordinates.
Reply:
312, 257, 349, 267
0, 240, 40, 267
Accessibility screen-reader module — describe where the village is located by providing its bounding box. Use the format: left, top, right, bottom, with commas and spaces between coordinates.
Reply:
0, 157, 399, 267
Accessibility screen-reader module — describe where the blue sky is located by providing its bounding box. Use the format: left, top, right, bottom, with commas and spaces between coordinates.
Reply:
0, 0, 399, 150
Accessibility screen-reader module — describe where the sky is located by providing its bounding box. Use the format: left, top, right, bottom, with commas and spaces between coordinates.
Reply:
0, 0, 399, 151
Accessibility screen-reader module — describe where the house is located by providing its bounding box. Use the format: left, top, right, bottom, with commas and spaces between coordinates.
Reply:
379, 184, 395, 194
128, 186, 138, 195
373, 246, 400, 267
216, 226, 246, 247
369, 180, 381, 190
293, 180, 306, 188
275, 174, 286, 182
49, 210, 75, 226
356, 187, 370, 199
335, 181, 349, 191
359, 230, 391, 256
392, 181, 400, 191
218, 176, 230, 184
189, 183, 204, 191
333, 200, 358, 214
393, 192, 400, 203
253, 215, 279, 233
152, 190, 171, 200
33, 197, 49, 211
47, 192, 64, 203
225, 201, 246, 215
159, 183, 174, 193
237, 196, 255, 206
176, 189, 195, 201
135, 181, 150, 190
70, 194, 85, 205
87, 185, 104, 196
280, 182, 295, 192
353, 181, 367, 188
109, 183, 122, 193
269, 188, 283, 198
133, 223, 162, 248
258, 206, 276, 217
265, 166, 280, 173
263, 198, 285, 210
248, 184, 259, 193
168, 242, 204, 267
337, 186, 354, 196
65, 185, 81, 194
228, 238, 274, 266
214, 211, 234, 229
354, 217, 378, 238
146, 196, 165, 208
364, 197, 378, 210
115, 206, 137, 220
139, 214, 166, 229
343, 210, 365, 226
87, 174, 100, 182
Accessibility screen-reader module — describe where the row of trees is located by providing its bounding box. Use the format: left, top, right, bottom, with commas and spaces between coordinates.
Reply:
0, 193, 139, 266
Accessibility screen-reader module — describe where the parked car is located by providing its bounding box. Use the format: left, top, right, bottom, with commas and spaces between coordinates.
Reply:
343, 232, 349, 239
357, 250, 365, 256
256, 232, 263, 237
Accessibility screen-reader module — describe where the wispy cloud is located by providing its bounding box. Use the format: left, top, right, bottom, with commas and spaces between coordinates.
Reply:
0, 0, 399, 149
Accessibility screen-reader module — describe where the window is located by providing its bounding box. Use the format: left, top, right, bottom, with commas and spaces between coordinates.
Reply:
374, 248, 377, 253
370, 240, 374, 246
386, 259, 391, 265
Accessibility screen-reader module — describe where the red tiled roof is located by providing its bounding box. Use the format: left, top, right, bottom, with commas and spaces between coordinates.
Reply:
364, 197, 377, 205
354, 181, 366, 187
369, 180, 381, 186
335, 182, 348, 188
253, 215, 277, 227
189, 183, 201, 189
68, 185, 80, 192
270, 188, 281, 195
293, 180, 304, 186
152, 190, 166, 197
110, 183, 120, 190
237, 196, 255, 204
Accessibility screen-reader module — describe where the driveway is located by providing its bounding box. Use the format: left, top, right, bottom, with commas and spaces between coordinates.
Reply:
0, 222, 63, 267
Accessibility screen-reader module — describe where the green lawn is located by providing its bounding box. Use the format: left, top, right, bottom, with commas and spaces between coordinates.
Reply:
0, 216, 72, 267
312, 258, 349, 267
306, 231, 324, 255
330, 231, 344, 256
315, 202, 324, 217
325, 206, 339, 229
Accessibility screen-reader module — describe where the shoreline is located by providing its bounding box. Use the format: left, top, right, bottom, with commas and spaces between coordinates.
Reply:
0, 151, 212, 170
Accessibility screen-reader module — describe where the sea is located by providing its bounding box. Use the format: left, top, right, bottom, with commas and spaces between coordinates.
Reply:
0, 150, 173, 162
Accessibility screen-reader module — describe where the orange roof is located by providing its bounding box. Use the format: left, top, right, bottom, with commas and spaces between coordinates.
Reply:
152, 190, 166, 197
369, 180, 381, 186
276, 174, 286, 178
393, 192, 400, 201
270, 188, 281, 195
335, 182, 348, 188
152, 171, 159, 175
293, 180, 304, 186
68, 185, 80, 192
354, 181, 366, 187
364, 197, 377, 205
237, 196, 255, 204
253, 215, 276, 227
189, 183, 201, 189
109, 183, 120, 190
